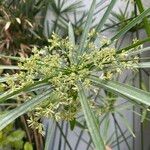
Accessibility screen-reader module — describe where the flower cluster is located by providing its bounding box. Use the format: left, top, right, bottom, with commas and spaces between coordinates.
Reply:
6, 32, 138, 134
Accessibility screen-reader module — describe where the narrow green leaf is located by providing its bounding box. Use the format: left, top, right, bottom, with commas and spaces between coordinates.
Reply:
61, 0, 83, 13
0, 65, 20, 70
90, 76, 150, 106
77, 82, 105, 150
132, 62, 150, 68
27, 83, 49, 92
141, 109, 147, 122
68, 22, 76, 64
135, 0, 150, 36
78, 0, 97, 54
29, 29, 41, 39
112, 62, 150, 69
132, 110, 150, 122
118, 37, 150, 53
95, 0, 116, 35
0, 78, 49, 103
0, 55, 22, 61
0, 89, 53, 131
115, 103, 133, 112
69, 118, 76, 130
68, 22, 75, 46
111, 8, 150, 42
126, 47, 150, 56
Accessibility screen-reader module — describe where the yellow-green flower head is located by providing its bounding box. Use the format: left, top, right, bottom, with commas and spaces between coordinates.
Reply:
6, 32, 138, 134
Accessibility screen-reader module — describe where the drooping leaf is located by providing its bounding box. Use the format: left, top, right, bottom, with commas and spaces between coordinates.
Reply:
0, 78, 49, 103
90, 76, 150, 106
0, 89, 53, 130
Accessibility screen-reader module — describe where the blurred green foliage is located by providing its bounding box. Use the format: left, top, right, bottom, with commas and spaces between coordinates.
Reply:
0, 123, 33, 150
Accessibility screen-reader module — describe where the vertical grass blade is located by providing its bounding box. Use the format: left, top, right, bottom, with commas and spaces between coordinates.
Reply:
78, 0, 97, 54
68, 22, 75, 46
77, 82, 105, 150
94, 0, 117, 39
68, 22, 77, 63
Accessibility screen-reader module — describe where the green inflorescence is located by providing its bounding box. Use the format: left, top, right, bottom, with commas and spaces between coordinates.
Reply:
6, 32, 138, 134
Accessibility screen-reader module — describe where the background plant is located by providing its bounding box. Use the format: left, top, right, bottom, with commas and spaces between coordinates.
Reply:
0, 122, 33, 150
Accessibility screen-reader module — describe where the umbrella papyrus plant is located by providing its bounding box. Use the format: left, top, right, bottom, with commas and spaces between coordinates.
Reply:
1, 0, 150, 150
